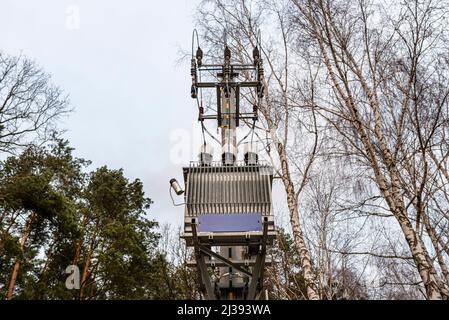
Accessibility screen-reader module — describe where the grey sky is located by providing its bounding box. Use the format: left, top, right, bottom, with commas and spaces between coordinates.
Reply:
0, 0, 201, 227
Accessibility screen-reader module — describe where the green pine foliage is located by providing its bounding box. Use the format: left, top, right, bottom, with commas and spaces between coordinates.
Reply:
0, 140, 180, 299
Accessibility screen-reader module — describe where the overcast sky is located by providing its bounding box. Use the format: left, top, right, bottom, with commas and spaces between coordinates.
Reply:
0, 0, 203, 227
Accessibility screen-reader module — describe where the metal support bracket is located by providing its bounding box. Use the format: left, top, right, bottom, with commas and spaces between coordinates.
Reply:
199, 245, 252, 278
190, 220, 270, 300
247, 221, 268, 300
192, 222, 216, 300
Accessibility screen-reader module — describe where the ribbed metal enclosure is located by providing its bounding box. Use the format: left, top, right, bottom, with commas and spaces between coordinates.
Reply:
183, 161, 273, 217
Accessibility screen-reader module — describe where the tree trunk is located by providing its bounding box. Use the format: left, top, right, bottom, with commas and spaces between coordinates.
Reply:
72, 213, 89, 266
258, 73, 319, 299
277, 141, 319, 300
79, 245, 92, 300
79, 220, 99, 300
395, 211, 443, 299
5, 211, 37, 300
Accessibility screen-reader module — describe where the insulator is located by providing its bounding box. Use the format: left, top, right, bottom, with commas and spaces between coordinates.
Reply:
253, 46, 260, 65
198, 106, 204, 121
198, 144, 213, 166
196, 47, 203, 66
191, 84, 197, 98
244, 144, 258, 165
199, 152, 212, 166
258, 66, 264, 78
190, 58, 197, 99
244, 151, 259, 165
222, 152, 236, 166
253, 103, 258, 113
221, 142, 236, 166
224, 45, 231, 61
190, 58, 197, 75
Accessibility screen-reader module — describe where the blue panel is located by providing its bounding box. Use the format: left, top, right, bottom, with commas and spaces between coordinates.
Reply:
198, 213, 262, 232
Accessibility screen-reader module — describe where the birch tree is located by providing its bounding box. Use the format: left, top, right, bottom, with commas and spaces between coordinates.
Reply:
289, 0, 449, 299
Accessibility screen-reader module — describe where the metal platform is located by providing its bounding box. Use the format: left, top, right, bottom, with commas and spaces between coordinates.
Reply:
182, 222, 276, 246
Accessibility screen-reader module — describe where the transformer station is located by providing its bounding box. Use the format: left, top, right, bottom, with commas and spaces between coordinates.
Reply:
170, 30, 276, 300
